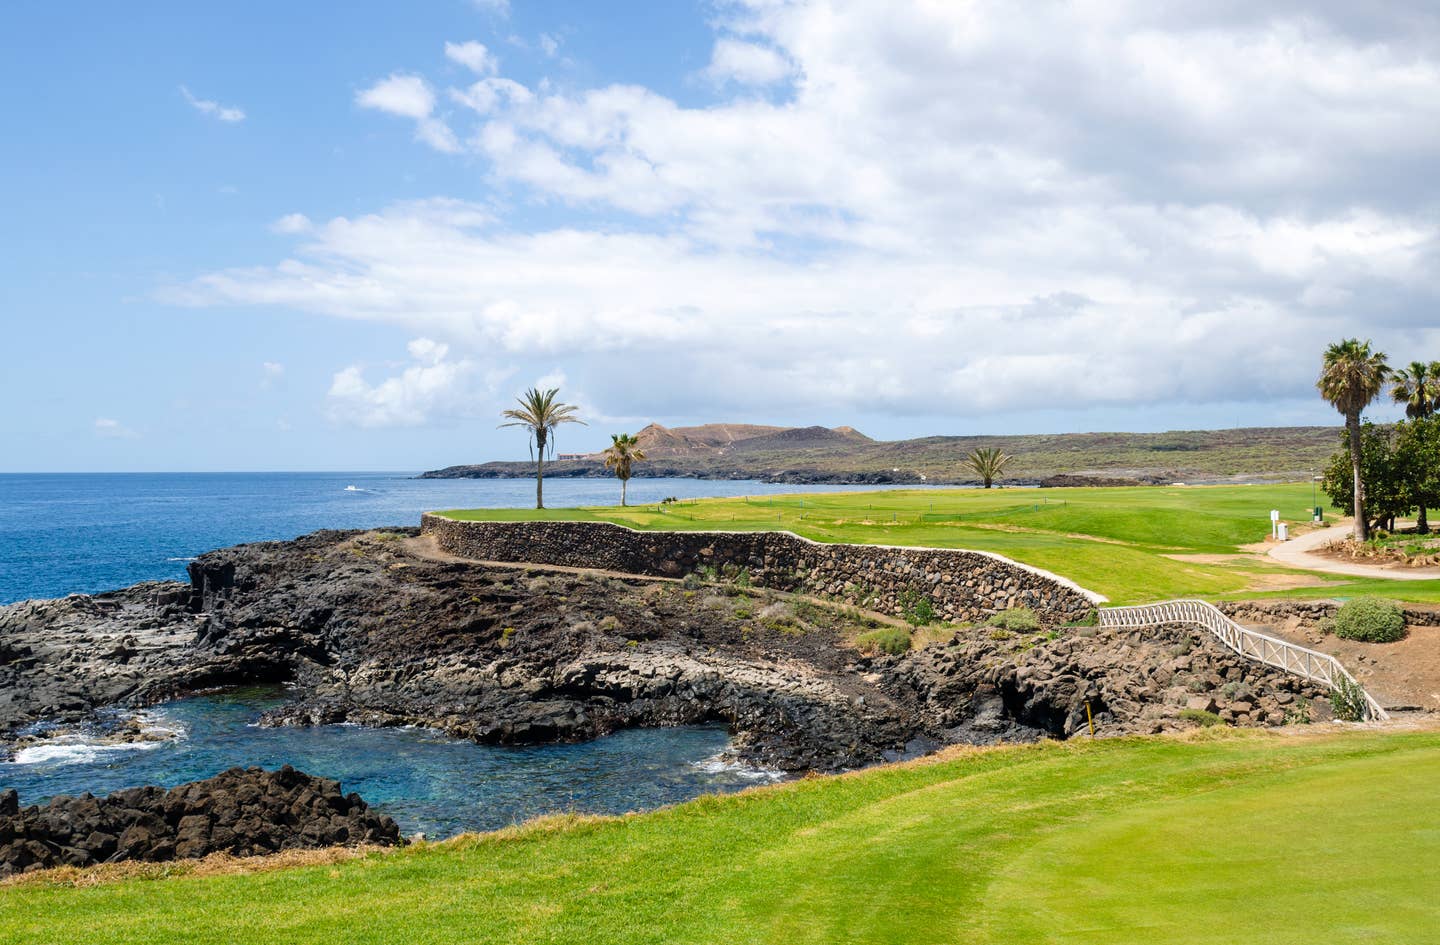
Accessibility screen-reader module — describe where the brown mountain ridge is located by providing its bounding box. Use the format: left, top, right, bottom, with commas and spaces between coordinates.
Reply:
420, 423, 1343, 486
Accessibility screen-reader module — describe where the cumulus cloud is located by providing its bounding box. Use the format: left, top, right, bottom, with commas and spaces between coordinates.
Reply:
176, 2, 1440, 425
702, 39, 792, 86
93, 417, 138, 439
325, 337, 492, 428
445, 40, 496, 75
180, 85, 245, 122
356, 74, 460, 152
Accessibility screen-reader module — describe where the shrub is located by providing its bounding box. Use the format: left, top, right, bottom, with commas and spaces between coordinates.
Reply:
681, 572, 704, 591
1330, 676, 1370, 722
898, 589, 935, 626
1178, 708, 1223, 727
1064, 610, 1098, 627
987, 607, 1040, 632
854, 627, 912, 656
1330, 597, 1406, 643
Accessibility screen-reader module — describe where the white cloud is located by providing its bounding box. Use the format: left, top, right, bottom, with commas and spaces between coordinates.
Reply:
702, 38, 792, 86
271, 213, 312, 234
471, 0, 508, 13
180, 85, 245, 122
356, 74, 460, 153
93, 417, 138, 439
326, 337, 490, 428
175, 3, 1440, 424
445, 40, 497, 75
356, 74, 435, 119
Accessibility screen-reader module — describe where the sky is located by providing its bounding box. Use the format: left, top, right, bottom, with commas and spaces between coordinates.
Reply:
2, 0, 1438, 472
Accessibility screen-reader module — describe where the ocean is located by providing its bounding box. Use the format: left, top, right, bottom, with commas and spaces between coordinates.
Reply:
0, 471, 899, 605
0, 472, 892, 831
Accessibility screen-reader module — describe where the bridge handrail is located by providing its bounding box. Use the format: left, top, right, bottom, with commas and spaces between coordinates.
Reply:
1099, 599, 1387, 721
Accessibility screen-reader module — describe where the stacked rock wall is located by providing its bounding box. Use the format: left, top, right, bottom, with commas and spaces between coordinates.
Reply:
421, 515, 1101, 624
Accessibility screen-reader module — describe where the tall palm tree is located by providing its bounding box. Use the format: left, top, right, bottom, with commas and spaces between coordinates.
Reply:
602, 432, 647, 506
1390, 360, 1440, 419
499, 387, 585, 509
963, 447, 1012, 489
1317, 339, 1390, 540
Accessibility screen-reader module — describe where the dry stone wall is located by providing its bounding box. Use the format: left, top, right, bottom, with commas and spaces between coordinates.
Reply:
422, 515, 1101, 624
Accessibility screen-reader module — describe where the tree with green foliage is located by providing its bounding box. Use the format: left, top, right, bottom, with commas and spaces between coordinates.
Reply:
1390, 361, 1440, 419
1323, 423, 1410, 533
963, 447, 1013, 489
602, 432, 647, 506
1317, 339, 1390, 540
499, 387, 586, 509
1397, 418, 1440, 534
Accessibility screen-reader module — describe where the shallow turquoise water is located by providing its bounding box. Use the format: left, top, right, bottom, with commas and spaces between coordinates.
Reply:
1, 687, 776, 838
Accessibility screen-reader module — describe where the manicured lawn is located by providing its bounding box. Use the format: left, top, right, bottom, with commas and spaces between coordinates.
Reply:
438, 484, 1440, 604
6, 729, 1438, 944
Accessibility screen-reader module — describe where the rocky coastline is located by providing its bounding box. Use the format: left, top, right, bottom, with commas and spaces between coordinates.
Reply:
0, 765, 401, 876
4, 528, 1329, 767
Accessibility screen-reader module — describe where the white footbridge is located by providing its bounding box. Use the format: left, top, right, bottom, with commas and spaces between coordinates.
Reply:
1100, 599, 1388, 722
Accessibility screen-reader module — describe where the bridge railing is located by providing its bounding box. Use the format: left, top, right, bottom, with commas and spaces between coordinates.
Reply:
1100, 599, 1388, 721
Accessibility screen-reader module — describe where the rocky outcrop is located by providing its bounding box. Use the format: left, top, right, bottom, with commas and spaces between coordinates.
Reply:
0, 765, 401, 876
420, 516, 1100, 625
2, 528, 1332, 780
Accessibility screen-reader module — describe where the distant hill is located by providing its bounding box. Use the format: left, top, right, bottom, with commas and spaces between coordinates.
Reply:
419, 424, 1343, 485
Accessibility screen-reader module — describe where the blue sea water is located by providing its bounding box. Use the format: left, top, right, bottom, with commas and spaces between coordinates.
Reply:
0, 473, 896, 836
3, 687, 773, 837
0, 472, 901, 605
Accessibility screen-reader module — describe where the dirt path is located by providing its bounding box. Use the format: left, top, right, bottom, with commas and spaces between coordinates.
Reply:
1265, 523, 1440, 581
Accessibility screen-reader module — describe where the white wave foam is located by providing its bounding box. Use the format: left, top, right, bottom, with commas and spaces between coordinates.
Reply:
10, 739, 163, 767
690, 754, 785, 783
7, 709, 185, 767
166, 556, 198, 562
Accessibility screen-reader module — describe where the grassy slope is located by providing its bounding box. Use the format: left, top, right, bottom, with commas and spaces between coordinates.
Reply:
438, 484, 1440, 604
6, 729, 1438, 944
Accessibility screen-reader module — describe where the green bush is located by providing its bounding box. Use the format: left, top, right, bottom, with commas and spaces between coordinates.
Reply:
899, 589, 935, 626
1179, 708, 1223, 727
854, 627, 912, 656
1330, 677, 1370, 722
987, 607, 1040, 632
1330, 597, 1406, 643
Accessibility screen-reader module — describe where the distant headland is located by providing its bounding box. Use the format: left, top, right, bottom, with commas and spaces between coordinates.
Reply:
419, 422, 1342, 486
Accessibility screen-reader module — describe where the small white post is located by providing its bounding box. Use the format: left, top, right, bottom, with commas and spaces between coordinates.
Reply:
1270, 509, 1280, 540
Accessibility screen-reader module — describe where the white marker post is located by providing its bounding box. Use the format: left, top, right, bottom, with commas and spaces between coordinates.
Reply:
1270, 509, 1280, 540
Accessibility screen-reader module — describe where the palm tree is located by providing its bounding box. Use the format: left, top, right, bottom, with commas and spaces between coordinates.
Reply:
602, 433, 647, 506
1317, 339, 1390, 540
1390, 360, 1440, 419
499, 387, 585, 509
963, 447, 1012, 489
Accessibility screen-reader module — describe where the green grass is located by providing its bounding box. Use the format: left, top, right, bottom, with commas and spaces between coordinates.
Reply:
437, 484, 1440, 604
7, 729, 1438, 944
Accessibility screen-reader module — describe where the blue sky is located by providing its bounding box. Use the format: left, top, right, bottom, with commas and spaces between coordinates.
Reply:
3, 1, 1436, 472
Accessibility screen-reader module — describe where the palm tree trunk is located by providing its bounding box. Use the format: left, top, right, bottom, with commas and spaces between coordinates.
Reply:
535, 429, 547, 510
1348, 412, 1367, 541
620, 477, 628, 506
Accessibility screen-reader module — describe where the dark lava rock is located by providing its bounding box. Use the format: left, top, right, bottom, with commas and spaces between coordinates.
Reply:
0, 765, 401, 876
2, 528, 1332, 780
